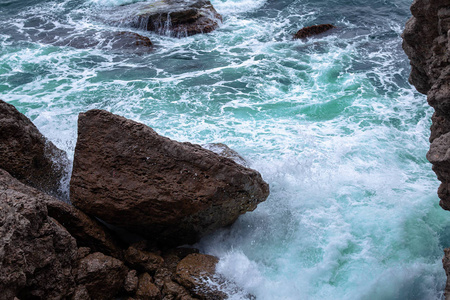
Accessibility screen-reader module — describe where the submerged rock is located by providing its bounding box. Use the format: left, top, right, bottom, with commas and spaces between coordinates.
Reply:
0, 168, 77, 299
53, 31, 153, 52
103, 0, 222, 37
70, 109, 269, 247
293, 24, 335, 39
0, 100, 69, 199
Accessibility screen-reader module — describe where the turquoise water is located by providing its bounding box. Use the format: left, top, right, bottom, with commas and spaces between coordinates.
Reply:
1, 0, 449, 298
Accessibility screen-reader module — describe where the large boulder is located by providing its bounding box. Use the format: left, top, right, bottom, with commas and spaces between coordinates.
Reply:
70, 109, 269, 246
0, 100, 69, 199
0, 168, 77, 299
103, 0, 222, 37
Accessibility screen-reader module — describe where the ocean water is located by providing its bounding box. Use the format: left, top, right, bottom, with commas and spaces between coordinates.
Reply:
1, 0, 448, 299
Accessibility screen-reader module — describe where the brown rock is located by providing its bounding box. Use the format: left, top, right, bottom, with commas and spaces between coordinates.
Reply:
154, 267, 174, 290
162, 280, 193, 300
175, 254, 226, 300
70, 109, 269, 247
444, 248, 450, 300
103, 0, 222, 37
125, 246, 164, 274
46, 197, 123, 259
136, 273, 161, 300
293, 24, 335, 39
0, 168, 77, 299
73, 285, 91, 300
0, 100, 69, 199
163, 248, 200, 272
125, 270, 139, 294
76, 252, 128, 300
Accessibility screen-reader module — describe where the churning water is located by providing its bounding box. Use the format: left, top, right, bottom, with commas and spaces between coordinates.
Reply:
1, 0, 448, 298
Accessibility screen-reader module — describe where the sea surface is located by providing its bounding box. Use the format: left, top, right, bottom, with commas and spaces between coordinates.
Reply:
0, 0, 448, 298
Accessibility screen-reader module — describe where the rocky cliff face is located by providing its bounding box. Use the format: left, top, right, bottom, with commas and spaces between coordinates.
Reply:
403, 0, 450, 210
402, 0, 450, 297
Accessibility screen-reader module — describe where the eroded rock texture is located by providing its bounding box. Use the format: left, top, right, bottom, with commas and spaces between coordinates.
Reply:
70, 109, 269, 247
0, 99, 69, 199
402, 0, 450, 209
402, 1, 450, 297
0, 168, 77, 299
103, 0, 222, 37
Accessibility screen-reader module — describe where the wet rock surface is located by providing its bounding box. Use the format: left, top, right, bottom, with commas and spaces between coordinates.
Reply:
293, 24, 335, 39
70, 109, 269, 247
0, 99, 69, 199
175, 253, 226, 300
103, 0, 222, 37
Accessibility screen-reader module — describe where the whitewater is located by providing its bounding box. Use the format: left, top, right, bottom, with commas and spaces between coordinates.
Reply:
1, 0, 448, 298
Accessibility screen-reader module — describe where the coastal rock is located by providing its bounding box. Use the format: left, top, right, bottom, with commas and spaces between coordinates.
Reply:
0, 168, 77, 299
46, 197, 124, 259
103, 0, 222, 37
136, 272, 161, 300
54, 31, 153, 52
124, 246, 164, 274
76, 252, 128, 300
202, 143, 248, 167
124, 270, 139, 294
175, 253, 226, 300
70, 109, 269, 246
293, 24, 335, 39
402, 1, 450, 210
443, 248, 450, 299
0, 100, 69, 199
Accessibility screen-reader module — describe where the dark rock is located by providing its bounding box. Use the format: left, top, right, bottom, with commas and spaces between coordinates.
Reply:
103, 0, 222, 37
76, 252, 128, 300
403, 0, 450, 293
0, 100, 69, 199
46, 197, 124, 259
70, 109, 269, 247
124, 270, 139, 294
293, 24, 335, 39
136, 272, 161, 300
73, 286, 91, 300
124, 246, 164, 274
55, 31, 153, 52
154, 267, 174, 290
175, 253, 226, 300
0, 168, 77, 299
443, 248, 450, 299
162, 280, 194, 300
163, 248, 200, 272
402, 1, 450, 210
77, 247, 92, 260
